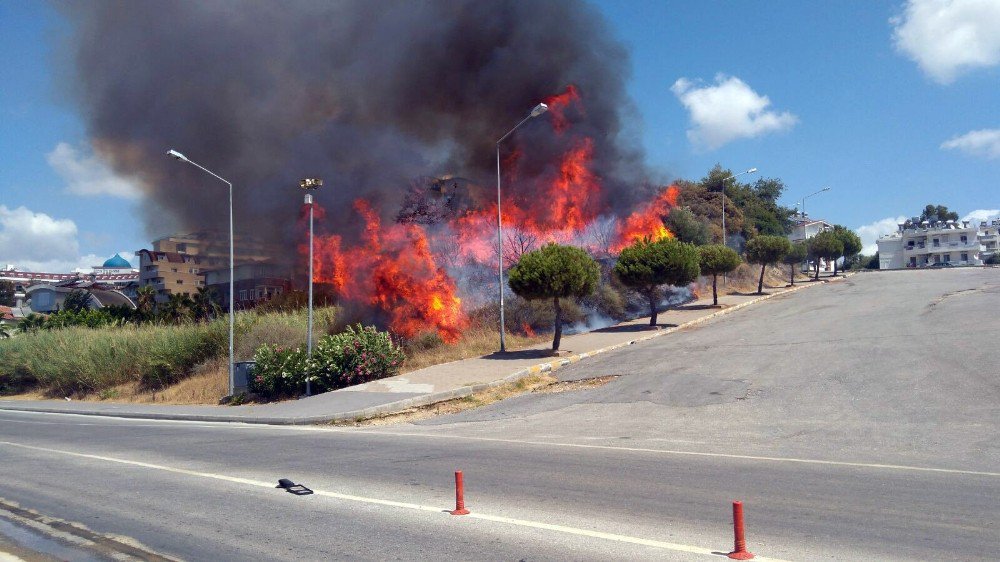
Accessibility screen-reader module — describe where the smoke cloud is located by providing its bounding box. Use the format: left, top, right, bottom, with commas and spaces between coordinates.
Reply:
59, 0, 654, 252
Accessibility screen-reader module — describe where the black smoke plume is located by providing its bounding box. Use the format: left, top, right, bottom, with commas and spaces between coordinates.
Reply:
59, 0, 654, 256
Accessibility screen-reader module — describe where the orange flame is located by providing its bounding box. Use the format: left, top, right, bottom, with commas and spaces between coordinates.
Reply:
545, 85, 582, 134
310, 200, 467, 343
612, 184, 679, 252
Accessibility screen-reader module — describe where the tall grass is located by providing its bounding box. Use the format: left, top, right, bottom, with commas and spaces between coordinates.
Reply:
0, 321, 227, 393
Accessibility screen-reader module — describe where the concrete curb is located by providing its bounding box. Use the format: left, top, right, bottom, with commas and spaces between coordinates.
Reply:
0, 274, 852, 425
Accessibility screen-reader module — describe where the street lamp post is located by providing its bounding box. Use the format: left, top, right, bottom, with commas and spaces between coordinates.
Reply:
719, 167, 758, 247
300, 177, 323, 397
495, 102, 548, 353
167, 149, 236, 396
799, 187, 831, 219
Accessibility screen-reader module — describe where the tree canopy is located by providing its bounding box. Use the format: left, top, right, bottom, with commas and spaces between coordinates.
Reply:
665, 207, 711, 246
808, 231, 843, 280
745, 235, 791, 294
783, 241, 808, 285
832, 225, 863, 275
0, 281, 15, 307
614, 238, 700, 325
697, 244, 741, 305
919, 204, 959, 223
508, 243, 600, 350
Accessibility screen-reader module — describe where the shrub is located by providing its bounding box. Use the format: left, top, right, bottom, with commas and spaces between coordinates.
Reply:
309, 324, 405, 391
249, 344, 308, 397
249, 324, 405, 398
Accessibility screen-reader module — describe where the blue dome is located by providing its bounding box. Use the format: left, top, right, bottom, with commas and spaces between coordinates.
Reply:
102, 253, 132, 268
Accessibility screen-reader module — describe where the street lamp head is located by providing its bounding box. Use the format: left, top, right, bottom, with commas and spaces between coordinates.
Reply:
747, 167, 758, 174
300, 177, 323, 190
821, 186, 831, 192
530, 103, 548, 118
166, 149, 188, 162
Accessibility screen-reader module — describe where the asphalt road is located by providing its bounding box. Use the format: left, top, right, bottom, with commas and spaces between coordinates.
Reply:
1, 269, 997, 561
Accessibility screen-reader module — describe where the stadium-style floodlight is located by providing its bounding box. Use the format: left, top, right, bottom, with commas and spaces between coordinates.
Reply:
300, 177, 323, 397
495, 102, 549, 353
167, 149, 236, 397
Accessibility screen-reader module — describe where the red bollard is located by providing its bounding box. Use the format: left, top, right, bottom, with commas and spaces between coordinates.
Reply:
449, 470, 470, 515
727, 501, 755, 560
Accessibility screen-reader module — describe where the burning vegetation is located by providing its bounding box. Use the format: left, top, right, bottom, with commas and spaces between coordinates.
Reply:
304, 87, 680, 341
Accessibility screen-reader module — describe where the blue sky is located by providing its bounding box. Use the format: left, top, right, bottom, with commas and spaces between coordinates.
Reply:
1, 0, 998, 270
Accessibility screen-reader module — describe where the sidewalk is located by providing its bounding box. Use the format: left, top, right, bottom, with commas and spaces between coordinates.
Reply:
0, 278, 840, 425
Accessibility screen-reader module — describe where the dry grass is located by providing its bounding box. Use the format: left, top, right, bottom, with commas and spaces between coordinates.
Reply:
401, 325, 549, 373
338, 373, 617, 426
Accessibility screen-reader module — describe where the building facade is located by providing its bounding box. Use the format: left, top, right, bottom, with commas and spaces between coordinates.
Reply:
205, 262, 292, 310
877, 219, 985, 269
135, 249, 206, 301
24, 280, 136, 314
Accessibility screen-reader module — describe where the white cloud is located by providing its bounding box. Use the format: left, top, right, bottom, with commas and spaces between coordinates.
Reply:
46, 142, 143, 200
671, 74, 797, 150
891, 0, 1000, 84
962, 209, 1000, 224
857, 215, 908, 255
0, 205, 122, 273
940, 128, 1000, 159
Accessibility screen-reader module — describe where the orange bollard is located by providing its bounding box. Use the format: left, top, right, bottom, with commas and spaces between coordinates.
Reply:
449, 470, 470, 515
727, 501, 754, 559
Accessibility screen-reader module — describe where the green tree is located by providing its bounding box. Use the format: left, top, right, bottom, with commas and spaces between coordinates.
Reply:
159, 292, 194, 324
919, 204, 959, 223
192, 286, 221, 322
808, 231, 844, 280
745, 235, 791, 294
0, 280, 15, 307
665, 208, 711, 245
614, 238, 700, 326
135, 285, 157, 319
507, 243, 600, 351
62, 290, 92, 313
831, 225, 862, 276
697, 244, 741, 305
783, 241, 808, 286
19, 313, 46, 333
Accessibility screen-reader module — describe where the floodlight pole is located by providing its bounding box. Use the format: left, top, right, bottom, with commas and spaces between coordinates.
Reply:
300, 178, 323, 397
494, 103, 547, 353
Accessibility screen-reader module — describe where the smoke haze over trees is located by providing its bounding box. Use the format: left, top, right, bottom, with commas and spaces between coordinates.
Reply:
58, 0, 653, 249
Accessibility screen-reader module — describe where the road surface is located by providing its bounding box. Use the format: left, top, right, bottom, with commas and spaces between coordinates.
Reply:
1, 269, 997, 560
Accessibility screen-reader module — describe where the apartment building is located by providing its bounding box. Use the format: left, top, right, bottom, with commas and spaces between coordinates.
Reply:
135, 249, 205, 301
204, 262, 292, 310
877, 219, 985, 269
976, 219, 1000, 260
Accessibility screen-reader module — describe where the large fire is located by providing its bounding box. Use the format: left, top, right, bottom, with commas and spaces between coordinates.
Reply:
303, 85, 679, 341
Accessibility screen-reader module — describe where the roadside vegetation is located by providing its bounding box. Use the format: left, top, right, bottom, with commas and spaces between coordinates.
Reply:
0, 164, 858, 403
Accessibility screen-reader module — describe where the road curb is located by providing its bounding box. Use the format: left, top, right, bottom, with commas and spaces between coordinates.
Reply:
0, 274, 852, 425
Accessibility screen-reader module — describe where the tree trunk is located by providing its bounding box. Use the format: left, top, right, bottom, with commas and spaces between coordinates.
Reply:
712, 274, 719, 305
789, 263, 795, 286
552, 297, 562, 351
833, 258, 839, 276
647, 289, 658, 326
814, 261, 820, 280
757, 264, 766, 294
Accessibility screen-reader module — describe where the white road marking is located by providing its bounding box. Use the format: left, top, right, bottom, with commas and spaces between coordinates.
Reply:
0, 440, 789, 561
3, 409, 996, 478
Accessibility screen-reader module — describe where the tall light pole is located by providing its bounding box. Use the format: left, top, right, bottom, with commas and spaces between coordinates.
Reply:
719, 167, 758, 247
167, 149, 235, 396
799, 187, 831, 219
300, 177, 323, 397
495, 102, 548, 353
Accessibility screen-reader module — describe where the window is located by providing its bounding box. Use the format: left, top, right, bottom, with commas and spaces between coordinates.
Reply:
943, 255, 950, 262
932, 238, 940, 247
961, 253, 969, 261
171, 268, 178, 273
239, 290, 248, 301
960, 235, 967, 243
176, 279, 183, 284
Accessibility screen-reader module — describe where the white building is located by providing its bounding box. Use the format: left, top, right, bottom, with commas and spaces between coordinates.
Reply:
976, 219, 1000, 260
877, 219, 985, 269
788, 217, 833, 244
